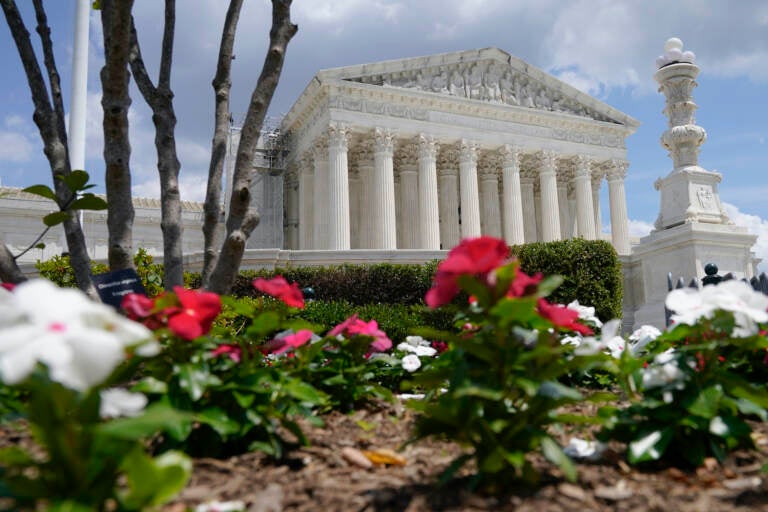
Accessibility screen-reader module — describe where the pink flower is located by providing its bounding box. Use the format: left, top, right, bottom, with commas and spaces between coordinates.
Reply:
508, 269, 544, 298
537, 299, 593, 335
1, 282, 16, 291
425, 236, 510, 308
253, 276, 304, 308
328, 314, 392, 352
267, 329, 314, 355
211, 344, 242, 363
166, 287, 222, 341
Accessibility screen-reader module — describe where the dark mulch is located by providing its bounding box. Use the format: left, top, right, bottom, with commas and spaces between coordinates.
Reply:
162, 399, 768, 512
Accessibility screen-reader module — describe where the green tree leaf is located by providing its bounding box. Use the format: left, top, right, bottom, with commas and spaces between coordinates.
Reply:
120, 447, 191, 508
69, 194, 107, 211
43, 211, 71, 227
22, 184, 58, 201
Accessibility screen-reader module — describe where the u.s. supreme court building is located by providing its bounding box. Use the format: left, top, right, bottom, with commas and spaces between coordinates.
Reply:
271, 47, 639, 255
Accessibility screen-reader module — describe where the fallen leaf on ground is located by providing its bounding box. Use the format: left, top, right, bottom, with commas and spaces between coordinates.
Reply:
361, 448, 407, 466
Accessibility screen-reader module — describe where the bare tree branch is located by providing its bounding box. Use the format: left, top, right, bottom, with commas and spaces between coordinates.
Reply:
0, 239, 28, 285
100, 0, 136, 271
201, 0, 243, 288
208, 0, 298, 294
128, 0, 184, 289
1, 0, 96, 298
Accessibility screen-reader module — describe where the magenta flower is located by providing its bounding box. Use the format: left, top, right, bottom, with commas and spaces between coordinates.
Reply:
329, 314, 392, 352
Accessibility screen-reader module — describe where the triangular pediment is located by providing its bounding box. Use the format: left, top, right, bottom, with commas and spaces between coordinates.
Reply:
316, 48, 637, 127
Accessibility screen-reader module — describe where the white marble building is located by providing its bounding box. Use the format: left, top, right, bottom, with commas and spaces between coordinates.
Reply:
0, 186, 205, 266
279, 48, 639, 254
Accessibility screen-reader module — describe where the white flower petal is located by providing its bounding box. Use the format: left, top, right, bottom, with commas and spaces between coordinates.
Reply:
401, 354, 422, 372
100, 388, 148, 418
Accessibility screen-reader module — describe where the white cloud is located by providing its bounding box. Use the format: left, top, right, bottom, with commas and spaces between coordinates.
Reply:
132, 172, 208, 203
723, 202, 768, 273
628, 219, 654, 238
0, 131, 34, 162
294, 1, 403, 24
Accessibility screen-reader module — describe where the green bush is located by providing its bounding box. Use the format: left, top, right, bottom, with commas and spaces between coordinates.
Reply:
35, 248, 164, 296
510, 238, 623, 320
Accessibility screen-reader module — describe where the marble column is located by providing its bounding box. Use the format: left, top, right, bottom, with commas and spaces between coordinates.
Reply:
459, 140, 481, 238
592, 169, 603, 239
557, 178, 571, 239
417, 134, 441, 249
573, 155, 597, 240
479, 162, 502, 238
399, 160, 420, 249
357, 154, 374, 249
349, 166, 362, 249
327, 123, 350, 250
284, 167, 299, 249
520, 169, 538, 243
538, 150, 561, 242
438, 150, 460, 250
499, 145, 525, 245
607, 160, 631, 255
372, 128, 397, 249
312, 139, 329, 249
298, 153, 314, 249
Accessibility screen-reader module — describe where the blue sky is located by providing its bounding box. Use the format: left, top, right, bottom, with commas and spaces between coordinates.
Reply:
1, 1, 767, 248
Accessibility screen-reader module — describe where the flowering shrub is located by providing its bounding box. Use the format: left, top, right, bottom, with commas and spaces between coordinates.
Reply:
601, 280, 768, 466
126, 282, 327, 458
0, 280, 191, 510
407, 237, 610, 487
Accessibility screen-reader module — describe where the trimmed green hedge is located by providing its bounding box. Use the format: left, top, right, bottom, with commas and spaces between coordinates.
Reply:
187, 262, 439, 306
511, 239, 623, 320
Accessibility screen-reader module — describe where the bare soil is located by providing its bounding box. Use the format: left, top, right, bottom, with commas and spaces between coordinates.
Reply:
164, 399, 768, 512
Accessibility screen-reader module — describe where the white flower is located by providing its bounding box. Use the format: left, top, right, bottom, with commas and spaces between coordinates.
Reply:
100, 388, 148, 418
641, 348, 686, 389
567, 300, 603, 328
397, 335, 437, 357
666, 280, 768, 337
195, 501, 246, 512
628, 325, 662, 355
401, 354, 422, 372
0, 280, 157, 391
629, 430, 664, 461
559, 334, 582, 348
563, 437, 607, 461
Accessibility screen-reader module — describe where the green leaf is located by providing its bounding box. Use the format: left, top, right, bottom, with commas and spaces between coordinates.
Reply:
61, 170, 90, 192
628, 428, 673, 464
120, 448, 192, 508
734, 398, 768, 421
540, 435, 577, 482
97, 402, 192, 441
22, 184, 57, 201
536, 275, 564, 297
197, 407, 241, 436
248, 311, 281, 337
43, 211, 71, 226
132, 376, 168, 394
537, 381, 583, 402
47, 502, 95, 512
176, 364, 221, 401
69, 194, 107, 211
284, 379, 325, 404
688, 385, 723, 419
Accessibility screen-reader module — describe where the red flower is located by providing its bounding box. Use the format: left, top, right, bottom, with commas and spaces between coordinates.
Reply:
536, 298, 593, 335
508, 269, 544, 297
328, 314, 392, 352
425, 236, 510, 308
167, 287, 222, 341
1, 282, 16, 292
430, 340, 449, 354
211, 343, 242, 363
253, 276, 305, 308
122, 293, 155, 318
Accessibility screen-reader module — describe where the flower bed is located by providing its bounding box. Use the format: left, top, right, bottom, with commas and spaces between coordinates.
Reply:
2, 236, 768, 510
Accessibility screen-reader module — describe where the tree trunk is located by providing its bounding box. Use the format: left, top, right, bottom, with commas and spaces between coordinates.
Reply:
0, 240, 28, 285
100, 0, 136, 271
201, 0, 243, 289
1, 0, 96, 298
128, 0, 184, 289
208, 0, 298, 295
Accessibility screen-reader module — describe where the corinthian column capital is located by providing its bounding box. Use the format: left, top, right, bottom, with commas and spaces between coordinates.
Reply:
417, 133, 438, 161
606, 159, 629, 181
573, 155, 594, 178
328, 122, 349, 150
499, 144, 521, 167
373, 127, 395, 155
459, 139, 478, 165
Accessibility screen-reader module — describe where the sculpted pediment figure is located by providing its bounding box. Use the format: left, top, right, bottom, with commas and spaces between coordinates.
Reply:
319, 48, 630, 125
